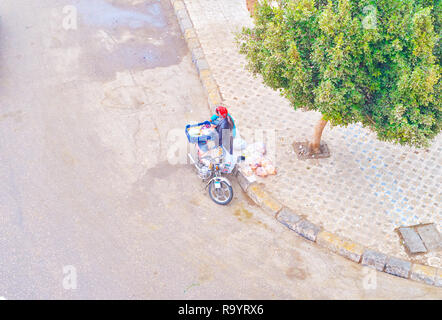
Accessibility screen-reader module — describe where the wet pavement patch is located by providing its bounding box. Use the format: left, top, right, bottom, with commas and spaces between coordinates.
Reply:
65, 0, 188, 79
144, 161, 188, 179
77, 0, 167, 29
234, 205, 253, 220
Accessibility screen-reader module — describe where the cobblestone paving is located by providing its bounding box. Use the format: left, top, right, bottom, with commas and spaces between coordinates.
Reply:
183, 0, 441, 268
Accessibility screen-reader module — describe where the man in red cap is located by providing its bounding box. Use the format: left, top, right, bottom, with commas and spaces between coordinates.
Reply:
211, 106, 235, 155
210, 106, 236, 138
198, 105, 236, 155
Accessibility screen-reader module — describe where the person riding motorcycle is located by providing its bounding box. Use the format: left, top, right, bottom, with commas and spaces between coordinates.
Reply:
213, 106, 234, 155
186, 107, 237, 205
209, 106, 236, 139
198, 106, 235, 155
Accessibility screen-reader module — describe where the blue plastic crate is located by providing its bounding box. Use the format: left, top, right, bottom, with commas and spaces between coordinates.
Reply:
185, 121, 213, 144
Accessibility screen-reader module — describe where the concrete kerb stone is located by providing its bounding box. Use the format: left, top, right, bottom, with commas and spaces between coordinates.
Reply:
361, 249, 388, 271
410, 263, 437, 286
384, 256, 412, 279
199, 69, 212, 83
246, 184, 282, 217
207, 90, 223, 108
435, 268, 442, 287
236, 168, 256, 192
170, 0, 442, 287
200, 74, 218, 91
293, 219, 321, 242
191, 47, 205, 63
276, 207, 302, 231
184, 29, 198, 42
170, 0, 221, 111
172, 0, 185, 11
176, 8, 188, 21
179, 17, 193, 33
316, 231, 364, 263
186, 38, 202, 51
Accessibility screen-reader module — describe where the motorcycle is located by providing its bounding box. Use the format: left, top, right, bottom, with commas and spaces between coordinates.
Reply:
185, 121, 242, 205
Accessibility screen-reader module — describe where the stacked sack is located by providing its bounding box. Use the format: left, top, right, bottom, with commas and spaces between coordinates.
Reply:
241, 142, 277, 177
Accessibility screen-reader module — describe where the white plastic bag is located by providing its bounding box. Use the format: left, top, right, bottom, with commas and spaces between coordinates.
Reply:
241, 165, 254, 177
188, 127, 201, 136
246, 142, 266, 156
233, 138, 247, 151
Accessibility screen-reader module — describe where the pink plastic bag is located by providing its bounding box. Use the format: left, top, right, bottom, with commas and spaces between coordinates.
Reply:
255, 167, 268, 177
264, 164, 277, 175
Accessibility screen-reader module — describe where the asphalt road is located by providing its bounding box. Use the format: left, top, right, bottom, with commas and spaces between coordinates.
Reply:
0, 0, 440, 299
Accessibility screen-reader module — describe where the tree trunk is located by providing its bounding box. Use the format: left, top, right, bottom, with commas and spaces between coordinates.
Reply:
246, 0, 258, 16
309, 118, 328, 154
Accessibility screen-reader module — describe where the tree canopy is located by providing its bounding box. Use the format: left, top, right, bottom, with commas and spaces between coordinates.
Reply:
238, 0, 441, 148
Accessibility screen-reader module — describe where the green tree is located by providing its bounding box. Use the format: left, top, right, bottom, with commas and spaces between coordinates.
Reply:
238, 0, 441, 154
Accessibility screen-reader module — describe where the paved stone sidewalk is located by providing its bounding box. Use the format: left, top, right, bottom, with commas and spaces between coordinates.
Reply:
183, 0, 441, 268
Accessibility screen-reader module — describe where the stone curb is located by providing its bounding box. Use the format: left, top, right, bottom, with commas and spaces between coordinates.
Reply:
316, 230, 364, 263
410, 263, 438, 286
170, 0, 442, 289
246, 184, 283, 217
361, 249, 388, 271
385, 256, 412, 279
170, 0, 222, 111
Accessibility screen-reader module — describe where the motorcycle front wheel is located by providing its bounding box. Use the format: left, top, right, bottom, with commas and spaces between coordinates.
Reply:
208, 180, 233, 205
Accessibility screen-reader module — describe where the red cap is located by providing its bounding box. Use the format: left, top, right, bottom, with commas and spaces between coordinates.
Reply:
216, 106, 228, 118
